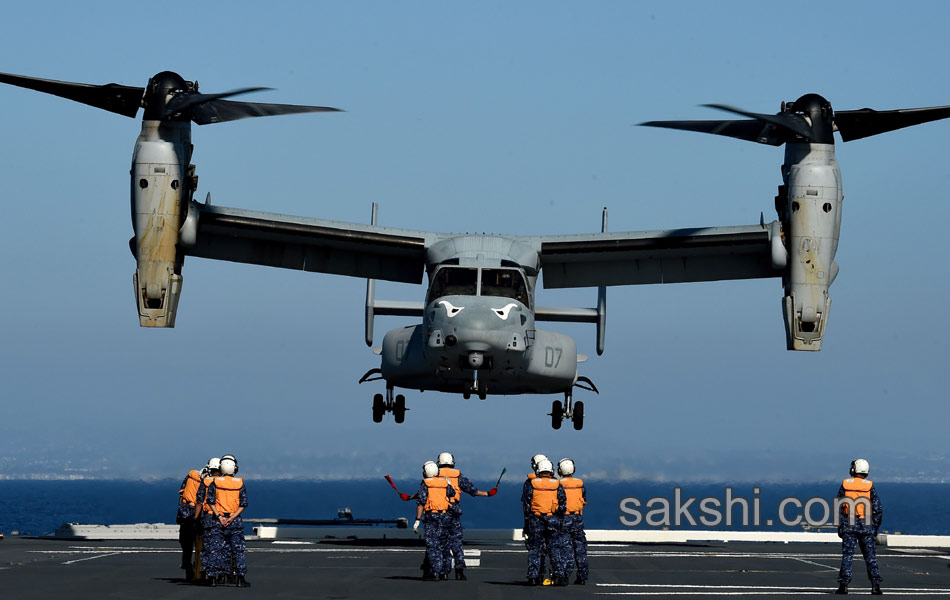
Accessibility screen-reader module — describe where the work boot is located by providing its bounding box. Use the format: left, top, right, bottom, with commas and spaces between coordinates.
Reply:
208, 574, 217, 587
438, 572, 448, 581
835, 583, 848, 594
422, 571, 437, 581
455, 568, 467, 580
216, 574, 229, 587
574, 577, 586, 585
527, 577, 540, 586
871, 584, 882, 595
235, 576, 251, 588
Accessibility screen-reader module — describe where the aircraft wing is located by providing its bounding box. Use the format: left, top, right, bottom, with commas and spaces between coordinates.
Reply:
184, 204, 432, 284
533, 223, 779, 289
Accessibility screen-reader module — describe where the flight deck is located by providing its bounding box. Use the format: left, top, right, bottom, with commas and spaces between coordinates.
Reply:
3, 535, 950, 599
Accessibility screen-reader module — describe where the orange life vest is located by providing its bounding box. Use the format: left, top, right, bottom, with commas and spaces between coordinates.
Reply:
527, 473, 537, 480
841, 478, 873, 519
424, 477, 450, 512
198, 476, 215, 514
560, 477, 586, 514
180, 470, 201, 506
439, 468, 461, 504
213, 476, 244, 515
530, 477, 561, 515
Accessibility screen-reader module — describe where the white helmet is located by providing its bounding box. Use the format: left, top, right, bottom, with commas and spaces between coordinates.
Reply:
207, 457, 221, 472
531, 454, 548, 472
536, 459, 554, 475
437, 452, 455, 468
850, 458, 870, 477
221, 454, 239, 474
557, 458, 575, 477
220, 456, 237, 476
423, 460, 439, 479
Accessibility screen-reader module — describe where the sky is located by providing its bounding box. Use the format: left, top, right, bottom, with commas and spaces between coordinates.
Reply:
1, 2, 948, 483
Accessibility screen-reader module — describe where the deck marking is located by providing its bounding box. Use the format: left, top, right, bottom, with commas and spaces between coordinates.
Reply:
789, 556, 839, 571
62, 552, 122, 565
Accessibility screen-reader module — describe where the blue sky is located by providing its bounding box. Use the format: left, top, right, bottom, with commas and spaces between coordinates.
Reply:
1, 2, 948, 482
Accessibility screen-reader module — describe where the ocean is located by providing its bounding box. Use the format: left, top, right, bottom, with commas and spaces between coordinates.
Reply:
1, 480, 948, 537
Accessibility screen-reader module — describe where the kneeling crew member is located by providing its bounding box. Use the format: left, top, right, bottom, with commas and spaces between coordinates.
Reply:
206, 454, 249, 587
558, 458, 589, 585
437, 451, 497, 581
176, 465, 203, 580
414, 460, 456, 581
835, 458, 883, 595
524, 459, 569, 586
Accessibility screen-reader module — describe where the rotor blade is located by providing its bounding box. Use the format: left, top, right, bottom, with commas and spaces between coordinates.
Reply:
189, 98, 343, 125
703, 103, 816, 141
162, 86, 271, 119
0, 71, 143, 117
834, 105, 950, 142
639, 119, 787, 146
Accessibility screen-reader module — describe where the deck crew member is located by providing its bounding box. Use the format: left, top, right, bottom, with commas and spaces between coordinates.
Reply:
437, 451, 497, 581
414, 460, 456, 581
523, 458, 569, 586
521, 454, 552, 580
194, 457, 220, 582
835, 458, 883, 595
176, 465, 204, 580
557, 458, 589, 585
203, 454, 250, 587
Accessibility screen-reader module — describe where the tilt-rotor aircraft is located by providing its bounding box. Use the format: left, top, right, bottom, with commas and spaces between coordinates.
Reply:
4, 72, 950, 431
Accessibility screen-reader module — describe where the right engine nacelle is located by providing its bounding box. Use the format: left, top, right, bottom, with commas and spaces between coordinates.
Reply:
780, 143, 842, 351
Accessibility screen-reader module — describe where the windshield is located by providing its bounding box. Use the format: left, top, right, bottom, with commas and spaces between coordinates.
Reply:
481, 268, 529, 306
427, 267, 478, 303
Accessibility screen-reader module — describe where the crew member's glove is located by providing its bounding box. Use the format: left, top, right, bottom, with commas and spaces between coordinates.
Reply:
413, 519, 421, 534
488, 488, 497, 496
400, 493, 409, 501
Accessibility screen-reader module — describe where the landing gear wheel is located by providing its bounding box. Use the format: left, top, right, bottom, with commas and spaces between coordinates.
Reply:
394, 394, 406, 424
372, 393, 384, 423
551, 400, 563, 430
572, 401, 584, 431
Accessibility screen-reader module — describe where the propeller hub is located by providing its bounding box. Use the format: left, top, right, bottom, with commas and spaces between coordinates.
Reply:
786, 93, 835, 144
143, 71, 194, 120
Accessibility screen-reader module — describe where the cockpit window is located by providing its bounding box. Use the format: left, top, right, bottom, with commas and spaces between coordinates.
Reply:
427, 267, 478, 303
481, 268, 529, 306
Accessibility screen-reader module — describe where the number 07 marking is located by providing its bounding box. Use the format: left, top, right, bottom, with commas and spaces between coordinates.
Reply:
544, 346, 562, 368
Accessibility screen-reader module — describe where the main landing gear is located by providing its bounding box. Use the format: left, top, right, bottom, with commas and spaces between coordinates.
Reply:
372, 387, 407, 423
359, 368, 407, 424
549, 376, 598, 431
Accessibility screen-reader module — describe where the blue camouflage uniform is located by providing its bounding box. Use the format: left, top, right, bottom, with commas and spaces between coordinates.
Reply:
523, 477, 569, 580
198, 478, 248, 578
561, 482, 589, 582
416, 479, 456, 577
836, 479, 883, 585
443, 473, 482, 573
194, 478, 215, 577
521, 476, 551, 577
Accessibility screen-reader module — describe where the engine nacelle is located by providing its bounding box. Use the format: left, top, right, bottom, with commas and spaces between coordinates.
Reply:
781, 143, 842, 351
130, 120, 191, 327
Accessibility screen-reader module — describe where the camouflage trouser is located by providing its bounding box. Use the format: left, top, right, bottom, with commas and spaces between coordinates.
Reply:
198, 515, 216, 577
838, 532, 881, 584
423, 513, 452, 576
526, 514, 568, 579
562, 514, 589, 581
441, 514, 465, 572
204, 517, 247, 577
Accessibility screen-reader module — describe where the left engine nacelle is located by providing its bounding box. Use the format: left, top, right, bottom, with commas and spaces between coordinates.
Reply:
131, 121, 191, 327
